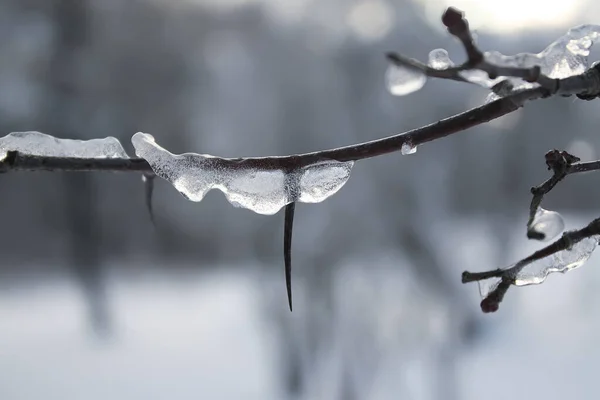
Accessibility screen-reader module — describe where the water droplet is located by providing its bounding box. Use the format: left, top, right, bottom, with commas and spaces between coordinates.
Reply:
401, 141, 417, 155
385, 64, 426, 96
427, 48, 454, 70
530, 208, 564, 241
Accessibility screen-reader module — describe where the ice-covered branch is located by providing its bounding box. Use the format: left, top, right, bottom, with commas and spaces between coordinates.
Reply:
462, 219, 600, 313
0, 87, 545, 175
4, 6, 600, 312
386, 7, 600, 100
0, 131, 149, 172
0, 150, 150, 173
462, 151, 600, 313
526, 150, 579, 241
520, 148, 600, 242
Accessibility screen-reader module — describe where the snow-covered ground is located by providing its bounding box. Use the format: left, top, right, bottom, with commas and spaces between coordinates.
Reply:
1, 213, 600, 400
0, 268, 278, 400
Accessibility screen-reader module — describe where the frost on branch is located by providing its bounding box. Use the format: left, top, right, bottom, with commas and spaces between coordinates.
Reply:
477, 235, 600, 300
131, 132, 354, 215
0, 131, 128, 159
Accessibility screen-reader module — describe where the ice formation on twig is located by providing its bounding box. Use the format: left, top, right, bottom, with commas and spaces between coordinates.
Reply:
131, 132, 354, 215
0, 131, 128, 160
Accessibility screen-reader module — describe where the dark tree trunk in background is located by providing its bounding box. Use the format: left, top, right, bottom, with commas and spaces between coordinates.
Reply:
45, 0, 108, 336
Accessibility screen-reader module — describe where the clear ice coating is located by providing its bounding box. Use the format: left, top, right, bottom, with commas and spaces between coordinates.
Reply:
477, 235, 600, 298
131, 132, 354, 215
385, 63, 427, 96
428, 48, 454, 70
529, 207, 565, 241
484, 92, 501, 104
298, 160, 354, 203
400, 141, 417, 155
459, 69, 505, 89
477, 277, 501, 299
514, 236, 599, 286
0, 131, 128, 159
463, 24, 600, 92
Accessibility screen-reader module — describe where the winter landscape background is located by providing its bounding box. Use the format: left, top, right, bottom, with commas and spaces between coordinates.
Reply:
2, 0, 600, 399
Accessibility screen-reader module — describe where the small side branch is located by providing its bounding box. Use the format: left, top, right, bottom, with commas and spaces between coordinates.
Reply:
462, 149, 600, 313
463, 218, 600, 312
386, 7, 600, 98
528, 151, 600, 238
386, 7, 557, 93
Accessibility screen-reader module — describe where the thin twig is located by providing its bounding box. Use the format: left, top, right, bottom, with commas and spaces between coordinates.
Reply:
387, 7, 600, 97
387, 7, 557, 92
462, 149, 600, 313
527, 151, 600, 238
463, 217, 600, 312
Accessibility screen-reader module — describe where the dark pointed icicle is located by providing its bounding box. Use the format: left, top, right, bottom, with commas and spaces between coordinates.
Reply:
142, 173, 156, 225
284, 202, 295, 312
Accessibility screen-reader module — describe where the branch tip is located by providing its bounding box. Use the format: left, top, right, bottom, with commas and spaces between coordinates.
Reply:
527, 229, 545, 240
480, 297, 499, 313
385, 52, 399, 62
441, 7, 465, 30
461, 271, 472, 283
